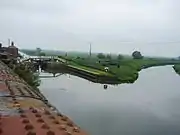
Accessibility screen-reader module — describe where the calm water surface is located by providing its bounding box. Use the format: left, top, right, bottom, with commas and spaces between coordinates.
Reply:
39, 66, 180, 135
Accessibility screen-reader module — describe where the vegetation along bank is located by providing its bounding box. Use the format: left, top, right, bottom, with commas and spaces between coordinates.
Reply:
45, 51, 180, 84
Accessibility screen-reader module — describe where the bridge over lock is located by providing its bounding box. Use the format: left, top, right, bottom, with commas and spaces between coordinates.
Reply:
18, 51, 65, 77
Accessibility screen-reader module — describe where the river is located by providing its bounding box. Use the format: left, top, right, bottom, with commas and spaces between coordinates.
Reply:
39, 66, 180, 135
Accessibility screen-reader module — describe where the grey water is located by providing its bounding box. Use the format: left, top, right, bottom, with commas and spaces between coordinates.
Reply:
39, 66, 180, 135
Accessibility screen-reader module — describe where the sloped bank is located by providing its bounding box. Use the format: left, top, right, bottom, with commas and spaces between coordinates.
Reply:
67, 65, 120, 84
173, 64, 180, 75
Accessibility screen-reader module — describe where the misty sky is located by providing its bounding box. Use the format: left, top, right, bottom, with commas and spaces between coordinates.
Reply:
0, 0, 180, 57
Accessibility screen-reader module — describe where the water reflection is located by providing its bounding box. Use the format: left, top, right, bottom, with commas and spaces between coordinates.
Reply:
39, 66, 180, 135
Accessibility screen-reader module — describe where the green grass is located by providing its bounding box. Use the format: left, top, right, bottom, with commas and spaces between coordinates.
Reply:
67, 60, 112, 76
61, 56, 180, 83
173, 64, 180, 75
68, 64, 111, 76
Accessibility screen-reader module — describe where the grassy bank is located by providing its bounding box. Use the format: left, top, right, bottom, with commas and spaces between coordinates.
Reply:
48, 56, 180, 84
173, 64, 180, 75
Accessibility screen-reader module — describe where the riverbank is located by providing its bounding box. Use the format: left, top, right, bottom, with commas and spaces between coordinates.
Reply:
47, 56, 180, 84
45, 62, 119, 84
173, 64, 180, 75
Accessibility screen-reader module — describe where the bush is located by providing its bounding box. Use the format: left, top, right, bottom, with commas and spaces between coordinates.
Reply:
97, 53, 106, 59
132, 51, 143, 59
117, 54, 123, 60
13, 63, 41, 88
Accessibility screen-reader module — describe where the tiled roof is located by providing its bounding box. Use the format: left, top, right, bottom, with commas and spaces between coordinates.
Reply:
0, 61, 88, 135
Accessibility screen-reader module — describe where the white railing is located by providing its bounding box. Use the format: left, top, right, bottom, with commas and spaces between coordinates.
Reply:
19, 51, 58, 60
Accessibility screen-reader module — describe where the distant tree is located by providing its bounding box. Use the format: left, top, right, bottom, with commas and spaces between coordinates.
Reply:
106, 54, 112, 60
117, 54, 123, 60
97, 53, 105, 59
39, 52, 46, 56
132, 51, 143, 59
36, 48, 41, 56
21, 50, 36, 56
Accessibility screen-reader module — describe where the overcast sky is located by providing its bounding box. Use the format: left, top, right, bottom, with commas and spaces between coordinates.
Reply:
0, 0, 180, 57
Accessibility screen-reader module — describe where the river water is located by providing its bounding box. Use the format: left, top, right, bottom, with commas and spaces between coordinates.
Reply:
39, 66, 180, 135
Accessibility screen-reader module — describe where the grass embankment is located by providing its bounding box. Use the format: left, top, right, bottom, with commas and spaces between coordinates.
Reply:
55, 56, 180, 84
68, 61, 113, 76
173, 65, 180, 75
56, 56, 111, 76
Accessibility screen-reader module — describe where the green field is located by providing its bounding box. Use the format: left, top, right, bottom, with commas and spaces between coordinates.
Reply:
56, 55, 180, 83
21, 49, 180, 84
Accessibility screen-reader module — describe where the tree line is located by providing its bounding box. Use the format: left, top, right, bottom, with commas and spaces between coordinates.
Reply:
97, 51, 143, 60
